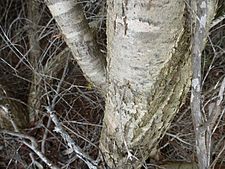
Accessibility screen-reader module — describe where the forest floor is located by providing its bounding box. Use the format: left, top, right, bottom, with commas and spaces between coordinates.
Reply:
1, 0, 225, 168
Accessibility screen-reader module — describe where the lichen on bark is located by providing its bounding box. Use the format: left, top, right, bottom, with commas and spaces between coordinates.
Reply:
100, 1, 192, 168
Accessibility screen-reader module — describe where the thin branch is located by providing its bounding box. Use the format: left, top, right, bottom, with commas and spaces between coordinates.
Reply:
191, 1, 211, 168
45, 106, 98, 169
0, 130, 59, 169
210, 140, 225, 169
204, 77, 225, 130
41, 115, 51, 154
211, 13, 225, 28
166, 133, 192, 147
43, 63, 98, 168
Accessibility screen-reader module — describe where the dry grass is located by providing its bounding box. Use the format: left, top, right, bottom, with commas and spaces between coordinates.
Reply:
0, 0, 225, 168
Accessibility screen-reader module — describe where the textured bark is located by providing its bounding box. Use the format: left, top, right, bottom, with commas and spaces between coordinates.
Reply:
27, 0, 42, 122
45, 0, 107, 90
190, 1, 218, 169
44, 0, 218, 168
100, 1, 192, 168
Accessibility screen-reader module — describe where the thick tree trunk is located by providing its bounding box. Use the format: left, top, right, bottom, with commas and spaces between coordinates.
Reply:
99, 1, 192, 168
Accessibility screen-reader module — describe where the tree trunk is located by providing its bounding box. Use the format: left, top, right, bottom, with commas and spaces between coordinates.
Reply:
0, 0, 220, 168
99, 1, 192, 168
27, 0, 42, 122
45, 0, 218, 168
190, 1, 218, 169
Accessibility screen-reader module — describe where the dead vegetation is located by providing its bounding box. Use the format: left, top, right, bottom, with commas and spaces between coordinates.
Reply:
0, 0, 225, 168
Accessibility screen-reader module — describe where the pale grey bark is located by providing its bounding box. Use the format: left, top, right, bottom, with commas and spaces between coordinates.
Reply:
211, 0, 225, 27
46, 106, 98, 169
190, 1, 218, 169
100, 1, 192, 168
191, 0, 210, 167
211, 14, 225, 28
45, 0, 107, 91
44, 0, 219, 168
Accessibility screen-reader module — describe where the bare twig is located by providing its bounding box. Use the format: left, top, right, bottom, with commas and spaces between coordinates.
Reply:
204, 77, 225, 132
0, 130, 59, 169
43, 62, 98, 168
211, 14, 225, 28
46, 106, 98, 169
29, 153, 44, 169
210, 140, 225, 169
166, 133, 192, 147
41, 115, 51, 154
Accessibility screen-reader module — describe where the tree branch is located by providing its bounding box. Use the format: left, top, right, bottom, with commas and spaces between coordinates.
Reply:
0, 130, 59, 169
46, 106, 98, 169
190, 1, 217, 168
45, 0, 107, 92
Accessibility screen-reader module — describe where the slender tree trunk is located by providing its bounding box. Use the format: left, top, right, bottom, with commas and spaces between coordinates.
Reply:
191, 1, 218, 169
27, 0, 42, 122
27, 0, 72, 122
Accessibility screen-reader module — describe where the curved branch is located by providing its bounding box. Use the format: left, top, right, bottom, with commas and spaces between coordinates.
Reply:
45, 0, 107, 92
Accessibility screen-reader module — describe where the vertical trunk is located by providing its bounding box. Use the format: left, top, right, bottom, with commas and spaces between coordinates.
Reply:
191, 1, 218, 169
27, 1, 73, 122
27, 0, 42, 122
100, 1, 192, 168
44, 0, 218, 168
